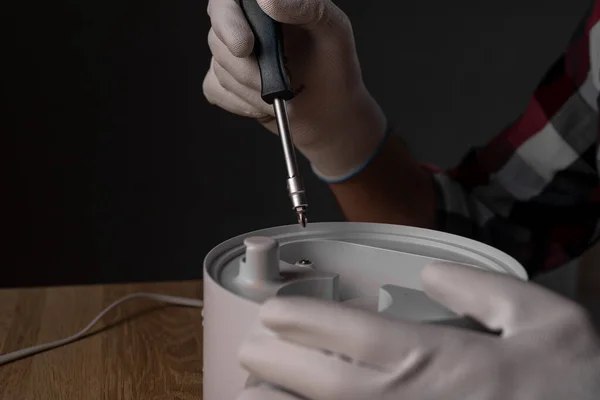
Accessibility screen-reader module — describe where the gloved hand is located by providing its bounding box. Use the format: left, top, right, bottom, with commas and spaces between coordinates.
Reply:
203, 0, 387, 181
237, 263, 600, 400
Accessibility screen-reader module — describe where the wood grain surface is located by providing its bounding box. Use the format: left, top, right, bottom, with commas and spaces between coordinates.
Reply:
0, 281, 203, 400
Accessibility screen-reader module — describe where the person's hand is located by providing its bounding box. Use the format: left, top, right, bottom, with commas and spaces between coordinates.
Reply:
203, 0, 387, 180
236, 263, 600, 400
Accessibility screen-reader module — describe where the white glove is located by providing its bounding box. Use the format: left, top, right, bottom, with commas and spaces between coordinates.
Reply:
237, 263, 600, 400
203, 0, 387, 181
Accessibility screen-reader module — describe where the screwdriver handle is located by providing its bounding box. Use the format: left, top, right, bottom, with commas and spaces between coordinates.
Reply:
240, 0, 294, 104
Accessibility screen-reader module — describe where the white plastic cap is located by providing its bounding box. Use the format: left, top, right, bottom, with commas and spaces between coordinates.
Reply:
237, 236, 281, 282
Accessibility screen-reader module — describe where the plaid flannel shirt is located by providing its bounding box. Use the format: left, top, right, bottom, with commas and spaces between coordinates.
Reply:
430, 1, 600, 277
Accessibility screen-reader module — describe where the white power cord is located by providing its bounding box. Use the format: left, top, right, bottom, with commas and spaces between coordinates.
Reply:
0, 292, 203, 366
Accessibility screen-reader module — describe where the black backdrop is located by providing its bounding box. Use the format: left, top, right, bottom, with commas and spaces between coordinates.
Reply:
1, 0, 588, 286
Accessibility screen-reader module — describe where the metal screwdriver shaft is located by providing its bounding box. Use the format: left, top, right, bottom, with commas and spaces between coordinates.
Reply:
240, 0, 308, 227
273, 98, 308, 227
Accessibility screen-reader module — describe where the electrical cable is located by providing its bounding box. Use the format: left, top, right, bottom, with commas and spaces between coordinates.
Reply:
0, 292, 203, 366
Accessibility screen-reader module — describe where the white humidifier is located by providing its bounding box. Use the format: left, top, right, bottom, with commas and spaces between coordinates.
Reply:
202, 222, 527, 400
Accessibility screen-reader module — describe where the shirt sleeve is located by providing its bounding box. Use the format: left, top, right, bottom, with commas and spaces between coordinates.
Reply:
429, 1, 600, 276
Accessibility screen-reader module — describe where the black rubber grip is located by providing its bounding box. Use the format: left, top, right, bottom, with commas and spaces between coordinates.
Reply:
240, 0, 294, 104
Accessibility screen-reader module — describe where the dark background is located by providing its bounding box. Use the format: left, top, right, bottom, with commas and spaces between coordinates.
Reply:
1, 0, 590, 287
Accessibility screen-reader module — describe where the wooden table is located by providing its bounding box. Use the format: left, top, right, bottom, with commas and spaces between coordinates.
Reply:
1, 275, 597, 400
0, 281, 203, 400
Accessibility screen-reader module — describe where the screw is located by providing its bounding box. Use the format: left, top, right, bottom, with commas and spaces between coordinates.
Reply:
296, 259, 312, 266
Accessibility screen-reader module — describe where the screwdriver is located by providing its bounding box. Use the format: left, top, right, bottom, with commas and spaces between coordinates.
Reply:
240, 0, 308, 228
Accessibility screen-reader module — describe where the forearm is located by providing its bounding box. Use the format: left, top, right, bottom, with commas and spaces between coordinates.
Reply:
327, 133, 437, 229
327, 1, 600, 275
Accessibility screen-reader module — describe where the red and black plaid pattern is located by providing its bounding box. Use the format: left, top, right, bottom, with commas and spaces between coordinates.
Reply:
429, 1, 600, 276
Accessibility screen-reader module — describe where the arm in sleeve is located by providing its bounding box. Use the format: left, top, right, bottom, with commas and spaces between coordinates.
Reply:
430, 2, 600, 276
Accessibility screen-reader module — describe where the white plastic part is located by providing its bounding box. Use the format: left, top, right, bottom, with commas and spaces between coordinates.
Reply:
378, 284, 454, 319
202, 222, 528, 400
230, 236, 339, 303
237, 237, 281, 282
